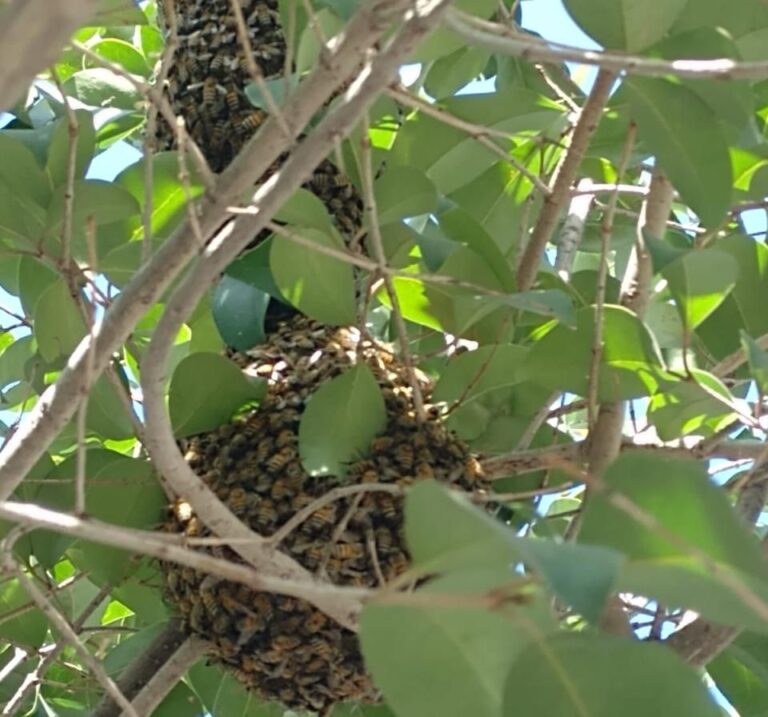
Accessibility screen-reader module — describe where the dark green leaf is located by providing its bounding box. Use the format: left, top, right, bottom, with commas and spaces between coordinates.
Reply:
169, 353, 265, 437
33, 281, 87, 362
188, 661, 283, 717
0, 579, 47, 648
504, 633, 721, 717
662, 248, 738, 328
211, 275, 270, 351
273, 188, 335, 232
424, 47, 491, 98
93, 0, 147, 25
0, 133, 50, 207
710, 634, 768, 717
563, 0, 687, 50
225, 238, 287, 302
523, 306, 672, 401
270, 227, 357, 325
86, 39, 149, 76
375, 166, 438, 224
299, 363, 387, 477
624, 77, 732, 227
63, 69, 142, 111
46, 110, 96, 186
580, 452, 768, 577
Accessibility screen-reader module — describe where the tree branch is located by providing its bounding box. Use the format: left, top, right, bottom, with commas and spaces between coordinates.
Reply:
516, 69, 615, 291
444, 8, 768, 80
0, 0, 96, 110
0, 0, 416, 503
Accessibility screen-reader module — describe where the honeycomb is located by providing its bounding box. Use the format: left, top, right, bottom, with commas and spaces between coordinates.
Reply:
161, 316, 492, 713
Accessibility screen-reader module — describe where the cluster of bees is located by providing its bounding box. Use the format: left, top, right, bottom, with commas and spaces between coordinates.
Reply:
154, 0, 364, 243
161, 316, 492, 713
152, 2, 495, 714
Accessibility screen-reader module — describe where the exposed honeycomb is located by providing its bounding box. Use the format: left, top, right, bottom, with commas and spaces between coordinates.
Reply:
161, 316, 493, 713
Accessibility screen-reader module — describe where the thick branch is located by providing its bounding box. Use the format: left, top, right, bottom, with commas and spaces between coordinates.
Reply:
140, 0, 452, 632
516, 69, 615, 291
0, 0, 96, 110
0, 0, 415, 502
445, 9, 768, 81
91, 620, 193, 717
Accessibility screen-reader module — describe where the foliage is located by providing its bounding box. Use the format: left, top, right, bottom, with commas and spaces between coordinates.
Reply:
3, 0, 768, 715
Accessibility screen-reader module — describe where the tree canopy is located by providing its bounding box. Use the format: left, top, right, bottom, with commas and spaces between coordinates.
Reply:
3, 0, 768, 715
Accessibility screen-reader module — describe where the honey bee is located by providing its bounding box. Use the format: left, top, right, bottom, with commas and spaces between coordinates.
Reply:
370, 435, 394, 453
378, 495, 397, 520
227, 487, 249, 515
375, 526, 394, 553
267, 446, 297, 473
256, 499, 277, 528
217, 636, 238, 660
210, 53, 227, 76
415, 461, 435, 480
361, 469, 378, 483
181, 566, 197, 583
333, 542, 365, 560
189, 599, 207, 631
275, 429, 294, 448
464, 455, 483, 478
200, 577, 221, 613
166, 570, 180, 594
304, 543, 325, 566
256, 437, 274, 462
385, 551, 409, 580
305, 611, 328, 633
250, 2, 275, 27
310, 637, 333, 660
236, 614, 263, 646
202, 76, 217, 104
395, 443, 415, 470
238, 110, 263, 135
211, 613, 230, 634
252, 593, 274, 620
225, 85, 240, 113
306, 504, 336, 531
284, 460, 303, 481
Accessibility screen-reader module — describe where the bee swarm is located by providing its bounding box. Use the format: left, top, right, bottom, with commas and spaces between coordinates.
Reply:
155, 0, 363, 239
161, 316, 492, 713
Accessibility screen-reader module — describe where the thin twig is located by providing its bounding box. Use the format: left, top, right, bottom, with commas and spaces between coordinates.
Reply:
360, 111, 427, 422
516, 69, 616, 291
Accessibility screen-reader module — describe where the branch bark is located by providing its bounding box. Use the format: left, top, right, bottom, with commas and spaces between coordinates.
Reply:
516, 69, 615, 291
0, 0, 96, 110
0, 0, 417, 503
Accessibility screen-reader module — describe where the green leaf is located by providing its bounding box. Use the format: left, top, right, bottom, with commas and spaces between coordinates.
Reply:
273, 188, 335, 232
648, 369, 737, 440
563, 0, 687, 51
580, 452, 768, 577
169, 353, 265, 437
299, 363, 386, 477
0, 133, 50, 207
717, 235, 768, 338
742, 332, 768, 394
0, 578, 47, 649
153, 682, 205, 717
296, 8, 344, 74
361, 596, 553, 717
624, 77, 732, 227
33, 281, 87, 362
225, 238, 286, 302
424, 46, 491, 98
375, 166, 438, 224
63, 68, 142, 111
93, 0, 147, 25
504, 633, 721, 717
710, 634, 768, 717
270, 227, 356, 325
188, 661, 283, 717
46, 110, 96, 187
85, 374, 134, 440
662, 249, 738, 329
86, 39, 149, 76
523, 305, 672, 401
211, 275, 270, 351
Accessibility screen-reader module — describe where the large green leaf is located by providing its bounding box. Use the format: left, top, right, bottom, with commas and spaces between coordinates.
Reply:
624, 77, 732, 227
504, 633, 721, 716
270, 227, 357, 325
211, 275, 270, 352
717, 235, 768, 338
188, 661, 283, 717
361, 596, 554, 717
563, 0, 687, 51
63, 69, 142, 111
424, 46, 491, 98
169, 353, 265, 437
298, 364, 387, 477
46, 110, 96, 187
0, 133, 51, 207
522, 305, 672, 401
580, 452, 768, 577
662, 248, 738, 329
0, 578, 47, 649
375, 166, 438, 224
710, 634, 768, 717
33, 280, 87, 363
